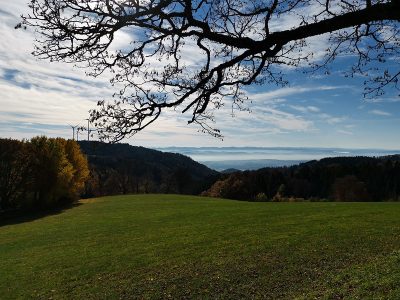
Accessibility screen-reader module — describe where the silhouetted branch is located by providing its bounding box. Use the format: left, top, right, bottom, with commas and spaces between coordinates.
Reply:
23, 0, 400, 141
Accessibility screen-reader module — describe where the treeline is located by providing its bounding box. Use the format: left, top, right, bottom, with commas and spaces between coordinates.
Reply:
3, 137, 399, 207
78, 141, 218, 197
203, 156, 400, 202
0, 137, 89, 212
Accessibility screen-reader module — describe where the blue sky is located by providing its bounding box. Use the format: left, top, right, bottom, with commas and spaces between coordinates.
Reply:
0, 1, 399, 149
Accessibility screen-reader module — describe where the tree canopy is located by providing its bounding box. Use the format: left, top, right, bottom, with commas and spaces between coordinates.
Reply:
23, 0, 400, 141
0, 137, 89, 211
202, 156, 400, 202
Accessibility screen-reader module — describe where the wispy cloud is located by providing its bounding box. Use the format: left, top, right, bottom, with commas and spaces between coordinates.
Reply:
0, 0, 399, 149
290, 105, 320, 113
318, 113, 347, 125
337, 129, 353, 135
365, 97, 400, 103
369, 109, 392, 116
254, 107, 314, 131
247, 85, 342, 103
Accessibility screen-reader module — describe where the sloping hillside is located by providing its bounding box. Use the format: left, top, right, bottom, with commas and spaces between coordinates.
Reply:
78, 141, 219, 197
1, 195, 400, 299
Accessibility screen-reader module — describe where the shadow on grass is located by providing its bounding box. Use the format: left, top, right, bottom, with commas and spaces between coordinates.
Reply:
0, 202, 82, 227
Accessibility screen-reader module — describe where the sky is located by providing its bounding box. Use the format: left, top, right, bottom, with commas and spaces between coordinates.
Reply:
0, 1, 399, 149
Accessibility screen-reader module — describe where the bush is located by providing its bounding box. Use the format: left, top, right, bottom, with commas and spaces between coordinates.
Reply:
254, 192, 269, 202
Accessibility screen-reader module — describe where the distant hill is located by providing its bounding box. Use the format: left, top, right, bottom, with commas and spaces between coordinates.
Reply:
78, 141, 219, 197
221, 168, 241, 174
301, 155, 400, 167
154, 146, 400, 171
202, 159, 305, 171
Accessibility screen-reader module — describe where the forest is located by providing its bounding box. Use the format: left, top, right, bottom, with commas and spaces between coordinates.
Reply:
2, 138, 400, 214
78, 141, 218, 198
203, 156, 400, 202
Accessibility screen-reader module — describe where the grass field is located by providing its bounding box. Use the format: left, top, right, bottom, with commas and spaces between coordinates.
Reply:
1, 195, 400, 299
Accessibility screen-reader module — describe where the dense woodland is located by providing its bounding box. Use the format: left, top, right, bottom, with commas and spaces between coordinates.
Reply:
203, 156, 400, 202
78, 141, 218, 198
2, 138, 400, 214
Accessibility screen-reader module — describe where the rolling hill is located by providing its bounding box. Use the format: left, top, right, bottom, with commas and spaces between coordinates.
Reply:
1, 194, 400, 299
78, 141, 219, 197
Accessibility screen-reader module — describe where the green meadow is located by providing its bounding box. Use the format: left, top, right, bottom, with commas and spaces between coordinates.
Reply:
1, 195, 400, 299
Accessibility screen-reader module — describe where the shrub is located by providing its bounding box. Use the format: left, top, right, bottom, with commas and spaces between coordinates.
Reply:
254, 193, 269, 202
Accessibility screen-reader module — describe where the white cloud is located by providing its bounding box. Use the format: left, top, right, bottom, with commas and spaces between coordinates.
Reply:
337, 129, 353, 135
247, 85, 343, 103
0, 83, 94, 125
0, 1, 398, 149
369, 109, 392, 116
344, 124, 356, 129
365, 97, 400, 103
256, 107, 314, 131
290, 105, 320, 113
326, 117, 347, 125
319, 113, 347, 125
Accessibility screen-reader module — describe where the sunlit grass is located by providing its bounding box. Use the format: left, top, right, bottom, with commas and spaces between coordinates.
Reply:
1, 195, 400, 299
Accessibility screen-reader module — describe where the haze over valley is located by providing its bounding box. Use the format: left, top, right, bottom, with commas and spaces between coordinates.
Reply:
155, 146, 400, 171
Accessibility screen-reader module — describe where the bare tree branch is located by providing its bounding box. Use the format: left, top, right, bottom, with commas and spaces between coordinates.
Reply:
21, 0, 400, 141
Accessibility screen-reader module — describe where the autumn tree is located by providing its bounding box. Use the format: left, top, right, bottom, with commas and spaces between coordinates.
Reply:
27, 137, 68, 207
22, 0, 400, 141
0, 137, 89, 211
61, 139, 91, 200
0, 139, 29, 210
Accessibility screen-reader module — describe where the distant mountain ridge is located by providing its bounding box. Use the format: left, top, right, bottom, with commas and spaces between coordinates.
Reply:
301, 155, 400, 167
155, 146, 400, 171
202, 159, 305, 171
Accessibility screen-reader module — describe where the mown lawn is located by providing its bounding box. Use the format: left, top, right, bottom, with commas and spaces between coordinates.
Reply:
1, 195, 400, 299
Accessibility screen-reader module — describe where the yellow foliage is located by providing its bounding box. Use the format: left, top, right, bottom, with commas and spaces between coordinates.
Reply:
27, 136, 89, 207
